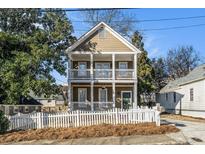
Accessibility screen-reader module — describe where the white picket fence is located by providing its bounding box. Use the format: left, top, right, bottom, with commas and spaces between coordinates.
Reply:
6, 108, 160, 131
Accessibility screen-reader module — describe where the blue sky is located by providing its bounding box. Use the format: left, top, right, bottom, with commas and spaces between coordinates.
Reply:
53, 8, 205, 84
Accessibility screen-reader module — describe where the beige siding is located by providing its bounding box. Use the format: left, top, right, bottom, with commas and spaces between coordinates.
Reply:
75, 29, 133, 52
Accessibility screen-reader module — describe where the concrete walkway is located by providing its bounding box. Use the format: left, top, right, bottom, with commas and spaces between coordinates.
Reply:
161, 117, 205, 145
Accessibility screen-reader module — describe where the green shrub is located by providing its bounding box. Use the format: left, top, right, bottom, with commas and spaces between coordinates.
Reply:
0, 111, 10, 133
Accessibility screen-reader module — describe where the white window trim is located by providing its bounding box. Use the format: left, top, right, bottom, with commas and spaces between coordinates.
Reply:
78, 88, 87, 102
98, 88, 108, 102
95, 62, 110, 69
78, 62, 87, 77
119, 62, 128, 69
121, 91, 132, 109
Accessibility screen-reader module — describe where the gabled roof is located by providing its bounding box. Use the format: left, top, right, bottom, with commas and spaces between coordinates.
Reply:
160, 64, 205, 93
66, 22, 141, 53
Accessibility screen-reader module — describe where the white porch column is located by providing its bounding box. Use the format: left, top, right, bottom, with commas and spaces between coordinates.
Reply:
112, 83, 116, 108
112, 54, 116, 108
91, 81, 94, 111
112, 53, 115, 80
90, 53, 94, 111
133, 53, 137, 79
133, 53, 138, 109
90, 53, 94, 80
67, 58, 72, 111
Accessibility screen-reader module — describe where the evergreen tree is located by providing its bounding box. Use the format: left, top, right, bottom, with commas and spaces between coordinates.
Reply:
0, 9, 76, 104
131, 31, 155, 106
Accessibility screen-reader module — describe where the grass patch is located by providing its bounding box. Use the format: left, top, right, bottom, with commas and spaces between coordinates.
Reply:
0, 123, 179, 144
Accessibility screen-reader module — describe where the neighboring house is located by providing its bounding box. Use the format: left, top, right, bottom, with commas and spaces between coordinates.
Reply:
0, 97, 42, 115
66, 22, 141, 111
29, 91, 65, 107
156, 64, 205, 118
0, 92, 65, 115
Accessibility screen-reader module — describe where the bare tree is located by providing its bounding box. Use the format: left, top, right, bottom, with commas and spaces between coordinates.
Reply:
82, 9, 135, 37
166, 45, 201, 79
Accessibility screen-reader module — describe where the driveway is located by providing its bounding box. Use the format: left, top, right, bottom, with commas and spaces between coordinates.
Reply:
161, 117, 205, 145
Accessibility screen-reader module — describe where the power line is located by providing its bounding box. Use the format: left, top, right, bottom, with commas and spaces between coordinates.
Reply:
5, 8, 135, 13
140, 23, 205, 31
70, 15, 205, 23
74, 23, 205, 32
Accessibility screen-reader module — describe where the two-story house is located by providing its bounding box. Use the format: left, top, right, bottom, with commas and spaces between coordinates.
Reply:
66, 22, 141, 111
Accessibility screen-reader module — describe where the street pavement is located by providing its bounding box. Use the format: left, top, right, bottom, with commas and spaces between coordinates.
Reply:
161, 117, 205, 145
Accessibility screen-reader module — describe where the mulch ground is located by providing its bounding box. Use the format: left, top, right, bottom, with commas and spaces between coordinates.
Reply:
161, 114, 205, 123
0, 123, 179, 144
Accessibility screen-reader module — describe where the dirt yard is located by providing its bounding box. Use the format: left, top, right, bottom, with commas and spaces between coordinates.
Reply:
0, 123, 179, 144
161, 114, 205, 123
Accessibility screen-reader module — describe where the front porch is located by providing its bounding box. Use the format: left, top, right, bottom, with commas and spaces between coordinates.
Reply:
70, 83, 135, 111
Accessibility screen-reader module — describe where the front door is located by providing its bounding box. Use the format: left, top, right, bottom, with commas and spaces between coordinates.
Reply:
121, 91, 132, 109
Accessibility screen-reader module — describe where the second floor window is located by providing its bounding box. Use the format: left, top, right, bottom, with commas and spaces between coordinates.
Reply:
190, 88, 194, 101
119, 62, 128, 69
95, 63, 110, 78
78, 62, 87, 77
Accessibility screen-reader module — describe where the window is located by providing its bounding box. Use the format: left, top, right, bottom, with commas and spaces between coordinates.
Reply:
78, 62, 87, 77
98, 29, 106, 39
78, 88, 87, 102
95, 63, 110, 78
99, 88, 108, 102
173, 92, 176, 103
165, 93, 168, 101
190, 88, 194, 101
119, 62, 128, 77
119, 62, 128, 69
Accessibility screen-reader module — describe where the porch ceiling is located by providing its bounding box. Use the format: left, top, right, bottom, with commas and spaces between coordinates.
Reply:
71, 53, 134, 61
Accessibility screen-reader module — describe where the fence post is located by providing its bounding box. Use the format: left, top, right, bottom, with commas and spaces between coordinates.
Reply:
37, 112, 43, 129
115, 108, 118, 124
76, 110, 80, 127
155, 111, 160, 126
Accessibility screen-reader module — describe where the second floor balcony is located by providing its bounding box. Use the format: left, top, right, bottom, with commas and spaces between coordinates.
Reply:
70, 69, 135, 80
68, 51, 137, 81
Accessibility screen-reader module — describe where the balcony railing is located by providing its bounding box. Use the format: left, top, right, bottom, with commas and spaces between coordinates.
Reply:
94, 69, 112, 79
70, 69, 134, 80
70, 69, 90, 79
115, 69, 134, 79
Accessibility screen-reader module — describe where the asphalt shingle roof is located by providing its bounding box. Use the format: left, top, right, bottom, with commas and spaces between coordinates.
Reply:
160, 64, 205, 93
